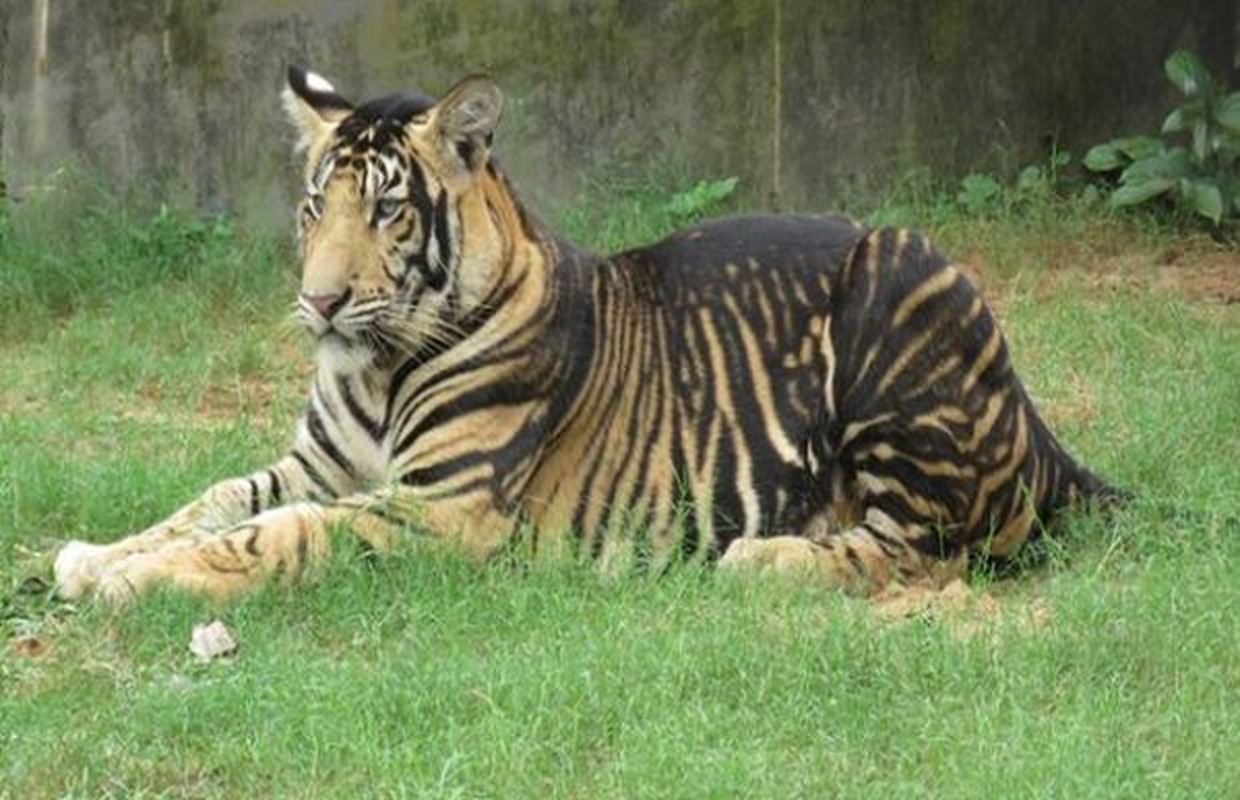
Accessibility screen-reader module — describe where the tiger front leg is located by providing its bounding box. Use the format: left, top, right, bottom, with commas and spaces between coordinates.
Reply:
92, 502, 339, 604
54, 477, 267, 600
54, 456, 320, 600
90, 488, 515, 605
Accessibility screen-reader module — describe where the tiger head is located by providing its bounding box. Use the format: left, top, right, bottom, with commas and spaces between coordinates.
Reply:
282, 66, 509, 358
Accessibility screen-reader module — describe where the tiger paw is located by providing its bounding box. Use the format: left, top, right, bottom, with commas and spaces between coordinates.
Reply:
53, 541, 112, 600
717, 536, 825, 579
95, 554, 162, 607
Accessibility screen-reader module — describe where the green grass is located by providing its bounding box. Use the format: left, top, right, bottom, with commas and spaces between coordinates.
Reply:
2, 173, 1240, 798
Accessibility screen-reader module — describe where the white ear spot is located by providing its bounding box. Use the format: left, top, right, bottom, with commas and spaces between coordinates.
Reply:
305, 71, 337, 94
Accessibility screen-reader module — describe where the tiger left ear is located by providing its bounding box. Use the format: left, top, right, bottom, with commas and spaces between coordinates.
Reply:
282, 65, 353, 153
432, 75, 504, 170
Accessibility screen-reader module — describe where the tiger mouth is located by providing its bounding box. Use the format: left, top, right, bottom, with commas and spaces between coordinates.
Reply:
303, 305, 431, 360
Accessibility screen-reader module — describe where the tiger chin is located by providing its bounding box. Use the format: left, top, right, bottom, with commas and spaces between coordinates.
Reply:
53, 67, 1122, 606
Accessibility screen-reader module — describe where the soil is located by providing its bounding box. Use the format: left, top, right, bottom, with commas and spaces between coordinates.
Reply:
964, 238, 1240, 310
869, 579, 1052, 639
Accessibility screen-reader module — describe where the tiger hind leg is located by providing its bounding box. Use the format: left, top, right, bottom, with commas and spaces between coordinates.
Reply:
718, 507, 967, 595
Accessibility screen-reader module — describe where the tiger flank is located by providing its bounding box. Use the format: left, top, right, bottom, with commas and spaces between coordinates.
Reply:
53, 68, 1121, 604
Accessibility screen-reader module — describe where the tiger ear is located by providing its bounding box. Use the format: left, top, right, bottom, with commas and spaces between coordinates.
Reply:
282, 65, 353, 152
432, 75, 503, 170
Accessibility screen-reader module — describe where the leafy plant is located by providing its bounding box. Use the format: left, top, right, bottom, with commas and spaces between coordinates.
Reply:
954, 150, 1072, 217
956, 173, 1003, 215
664, 176, 738, 220
1084, 50, 1240, 225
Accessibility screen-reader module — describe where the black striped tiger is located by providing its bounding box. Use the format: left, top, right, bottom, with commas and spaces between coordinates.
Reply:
53, 67, 1120, 604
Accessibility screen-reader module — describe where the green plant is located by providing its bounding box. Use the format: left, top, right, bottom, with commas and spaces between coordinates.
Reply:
954, 150, 1072, 218
1084, 50, 1240, 225
553, 167, 741, 254
955, 173, 1003, 215
664, 176, 738, 221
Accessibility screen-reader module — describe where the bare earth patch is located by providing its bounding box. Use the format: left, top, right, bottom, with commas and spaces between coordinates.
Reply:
967, 238, 1240, 309
1153, 249, 1240, 304
194, 378, 284, 422
870, 579, 1052, 640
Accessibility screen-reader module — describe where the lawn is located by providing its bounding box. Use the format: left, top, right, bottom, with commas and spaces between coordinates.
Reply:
2, 171, 1239, 798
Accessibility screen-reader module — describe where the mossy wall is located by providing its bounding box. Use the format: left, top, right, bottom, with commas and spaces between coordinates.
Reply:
1, 0, 1235, 226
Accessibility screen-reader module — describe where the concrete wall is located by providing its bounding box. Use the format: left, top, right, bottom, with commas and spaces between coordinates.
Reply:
1, 0, 1235, 226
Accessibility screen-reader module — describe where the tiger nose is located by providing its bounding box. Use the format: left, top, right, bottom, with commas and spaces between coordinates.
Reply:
303, 289, 350, 320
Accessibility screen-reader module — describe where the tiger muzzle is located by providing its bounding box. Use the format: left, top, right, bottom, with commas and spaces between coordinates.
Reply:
303, 289, 352, 321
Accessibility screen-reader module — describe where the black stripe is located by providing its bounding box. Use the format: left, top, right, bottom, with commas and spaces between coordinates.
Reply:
427, 192, 451, 291
455, 138, 476, 167
337, 375, 386, 441
246, 479, 261, 516
843, 544, 867, 576
292, 450, 335, 498
405, 158, 438, 286
242, 525, 262, 556
267, 469, 283, 505
394, 374, 543, 460
398, 444, 504, 490
307, 407, 360, 481
313, 381, 340, 424
295, 528, 309, 572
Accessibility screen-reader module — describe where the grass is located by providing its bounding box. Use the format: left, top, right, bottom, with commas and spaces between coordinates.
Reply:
2, 168, 1240, 798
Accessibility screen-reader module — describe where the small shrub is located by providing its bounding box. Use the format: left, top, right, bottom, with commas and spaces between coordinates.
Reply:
955, 173, 1003, 216
1084, 50, 1240, 226
953, 150, 1073, 219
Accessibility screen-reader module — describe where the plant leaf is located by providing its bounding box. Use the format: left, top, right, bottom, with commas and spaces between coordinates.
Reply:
956, 173, 1002, 213
1083, 143, 1126, 172
1110, 178, 1174, 207
1165, 50, 1212, 97
1017, 166, 1045, 192
1185, 181, 1224, 224
664, 177, 739, 218
1120, 148, 1193, 183
1214, 92, 1240, 131
1162, 108, 1186, 133
1115, 137, 1166, 161
1192, 122, 1210, 163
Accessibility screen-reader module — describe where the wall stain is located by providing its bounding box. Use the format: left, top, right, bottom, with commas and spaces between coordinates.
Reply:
0, 0, 1234, 218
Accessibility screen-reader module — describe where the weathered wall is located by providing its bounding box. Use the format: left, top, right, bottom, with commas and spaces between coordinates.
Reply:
1, 0, 1235, 225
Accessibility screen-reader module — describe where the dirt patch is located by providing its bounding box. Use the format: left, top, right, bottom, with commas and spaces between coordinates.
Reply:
964, 238, 1240, 310
117, 374, 299, 432
194, 378, 283, 421
870, 579, 1051, 640
1153, 250, 1240, 305
8, 634, 50, 659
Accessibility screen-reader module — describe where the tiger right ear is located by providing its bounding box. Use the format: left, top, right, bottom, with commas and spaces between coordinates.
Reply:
432, 75, 504, 170
282, 66, 353, 152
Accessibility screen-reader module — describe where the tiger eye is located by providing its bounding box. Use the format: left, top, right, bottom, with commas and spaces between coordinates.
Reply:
375, 198, 401, 219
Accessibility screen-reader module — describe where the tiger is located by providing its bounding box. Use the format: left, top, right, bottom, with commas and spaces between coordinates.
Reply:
52, 66, 1120, 605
